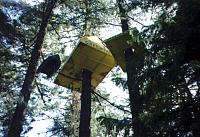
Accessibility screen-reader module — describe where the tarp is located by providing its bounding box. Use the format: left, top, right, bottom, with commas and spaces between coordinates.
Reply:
105, 29, 139, 72
54, 36, 116, 92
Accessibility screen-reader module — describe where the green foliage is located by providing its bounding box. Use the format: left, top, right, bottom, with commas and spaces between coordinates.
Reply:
97, 116, 132, 136
108, 0, 200, 136
136, 0, 200, 136
0, 8, 22, 136
1, 0, 200, 136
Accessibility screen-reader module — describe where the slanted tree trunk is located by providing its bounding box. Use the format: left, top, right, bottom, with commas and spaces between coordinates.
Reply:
117, 0, 146, 136
7, 1, 58, 136
79, 69, 92, 137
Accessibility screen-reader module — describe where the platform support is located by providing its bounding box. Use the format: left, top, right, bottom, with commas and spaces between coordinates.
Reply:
79, 69, 92, 137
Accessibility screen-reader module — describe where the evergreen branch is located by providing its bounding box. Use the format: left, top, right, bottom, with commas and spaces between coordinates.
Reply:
92, 93, 107, 117
128, 16, 148, 27
0, 0, 31, 9
35, 79, 47, 105
104, 22, 121, 26
93, 91, 131, 114
61, 27, 79, 33
50, 22, 61, 38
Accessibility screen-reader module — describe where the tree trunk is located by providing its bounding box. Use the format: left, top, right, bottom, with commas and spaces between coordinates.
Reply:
79, 69, 92, 137
117, 0, 129, 32
79, 1, 93, 136
70, 90, 80, 137
117, 0, 146, 136
83, 0, 93, 36
7, 1, 57, 136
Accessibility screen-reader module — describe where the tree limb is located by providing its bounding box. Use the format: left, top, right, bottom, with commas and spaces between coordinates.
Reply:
93, 91, 131, 114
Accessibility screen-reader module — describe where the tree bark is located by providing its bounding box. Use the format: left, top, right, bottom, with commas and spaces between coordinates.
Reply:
79, 1, 93, 136
117, 0, 146, 136
117, 0, 129, 32
70, 90, 80, 137
7, 1, 58, 137
79, 69, 92, 137
83, 0, 93, 36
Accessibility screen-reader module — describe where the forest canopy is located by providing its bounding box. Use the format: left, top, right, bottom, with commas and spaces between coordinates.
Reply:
0, 0, 200, 137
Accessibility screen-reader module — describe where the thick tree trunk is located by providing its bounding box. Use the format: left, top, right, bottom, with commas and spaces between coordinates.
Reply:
117, 0, 146, 136
79, 69, 92, 137
7, 1, 57, 137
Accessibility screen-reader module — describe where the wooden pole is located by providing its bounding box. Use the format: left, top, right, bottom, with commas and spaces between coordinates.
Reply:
79, 69, 92, 137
